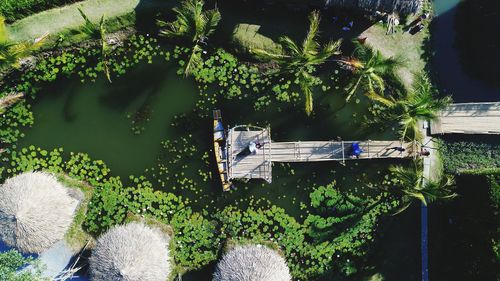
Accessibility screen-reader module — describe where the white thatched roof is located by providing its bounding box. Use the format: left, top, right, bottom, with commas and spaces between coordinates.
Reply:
213, 244, 292, 281
90, 222, 171, 281
0, 172, 79, 254
325, 0, 422, 15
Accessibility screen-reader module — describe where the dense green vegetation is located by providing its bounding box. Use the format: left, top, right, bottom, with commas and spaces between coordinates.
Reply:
1, 0, 498, 280
157, 0, 221, 76
0, 144, 405, 279
0, 0, 79, 22
488, 175, 500, 264
0, 16, 46, 71
441, 140, 500, 174
252, 11, 341, 115
0, 250, 43, 281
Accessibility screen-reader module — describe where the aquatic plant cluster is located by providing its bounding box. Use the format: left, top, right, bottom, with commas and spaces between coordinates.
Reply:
0, 34, 162, 147
0, 143, 401, 279
0, 3, 456, 279
488, 175, 500, 263
0, 33, 315, 147
440, 140, 500, 174
0, 22, 433, 278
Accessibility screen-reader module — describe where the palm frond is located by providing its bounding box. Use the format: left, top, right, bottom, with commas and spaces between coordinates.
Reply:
78, 8, 101, 39
370, 72, 386, 92
402, 189, 427, 205
346, 76, 362, 101
0, 16, 8, 43
302, 11, 321, 56
184, 44, 203, 77
203, 8, 221, 38
279, 36, 301, 57
365, 91, 395, 106
308, 39, 342, 65
391, 201, 412, 216
303, 83, 314, 116
251, 47, 289, 62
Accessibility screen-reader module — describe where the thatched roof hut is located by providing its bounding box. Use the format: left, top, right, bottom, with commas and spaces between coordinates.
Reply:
90, 222, 171, 281
0, 172, 80, 254
325, 0, 422, 15
213, 244, 292, 281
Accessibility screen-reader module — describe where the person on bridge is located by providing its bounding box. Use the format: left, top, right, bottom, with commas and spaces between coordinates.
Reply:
349, 142, 363, 159
419, 149, 431, 157
387, 146, 406, 153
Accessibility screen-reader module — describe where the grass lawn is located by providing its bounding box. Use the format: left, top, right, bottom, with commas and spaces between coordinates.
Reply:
361, 23, 428, 89
6, 0, 172, 42
58, 174, 95, 250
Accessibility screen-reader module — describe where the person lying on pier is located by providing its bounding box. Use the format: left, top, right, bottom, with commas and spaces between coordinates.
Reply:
237, 141, 261, 157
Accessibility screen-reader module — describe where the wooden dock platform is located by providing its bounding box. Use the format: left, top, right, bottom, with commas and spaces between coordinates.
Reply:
226, 125, 417, 184
227, 126, 272, 183
430, 102, 500, 135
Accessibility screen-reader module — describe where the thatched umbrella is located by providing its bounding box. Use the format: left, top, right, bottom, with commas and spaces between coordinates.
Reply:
0, 171, 80, 254
213, 244, 292, 281
325, 0, 422, 15
90, 222, 171, 281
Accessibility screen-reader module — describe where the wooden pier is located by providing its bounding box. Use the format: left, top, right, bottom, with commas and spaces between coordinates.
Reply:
430, 102, 500, 135
226, 125, 417, 183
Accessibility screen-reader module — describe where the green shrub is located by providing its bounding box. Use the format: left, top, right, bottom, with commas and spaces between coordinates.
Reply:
440, 140, 500, 173
488, 175, 500, 262
0, 249, 43, 281
170, 209, 220, 270
0, 102, 33, 145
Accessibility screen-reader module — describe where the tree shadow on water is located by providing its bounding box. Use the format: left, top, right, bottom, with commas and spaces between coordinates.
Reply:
134, 0, 179, 33
99, 62, 168, 111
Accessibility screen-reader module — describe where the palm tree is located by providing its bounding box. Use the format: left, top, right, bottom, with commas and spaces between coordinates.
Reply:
340, 42, 402, 102
367, 74, 452, 141
252, 11, 342, 115
385, 160, 456, 215
157, 0, 221, 76
77, 8, 111, 83
0, 16, 47, 71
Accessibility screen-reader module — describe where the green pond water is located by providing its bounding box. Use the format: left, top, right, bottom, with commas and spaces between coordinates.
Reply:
15, 2, 427, 279
10, 0, 498, 279
19, 63, 196, 177
19, 57, 399, 212
18, 54, 419, 280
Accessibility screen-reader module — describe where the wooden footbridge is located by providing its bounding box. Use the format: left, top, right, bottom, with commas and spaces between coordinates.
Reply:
430, 102, 500, 135
226, 125, 417, 183
216, 102, 499, 187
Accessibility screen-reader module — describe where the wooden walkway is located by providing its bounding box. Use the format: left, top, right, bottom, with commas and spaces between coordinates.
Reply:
226, 126, 417, 183
431, 102, 500, 135
271, 140, 415, 162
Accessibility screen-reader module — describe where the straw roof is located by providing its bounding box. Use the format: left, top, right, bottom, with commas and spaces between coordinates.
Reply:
213, 244, 292, 281
0, 172, 79, 254
325, 0, 422, 15
90, 222, 171, 281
